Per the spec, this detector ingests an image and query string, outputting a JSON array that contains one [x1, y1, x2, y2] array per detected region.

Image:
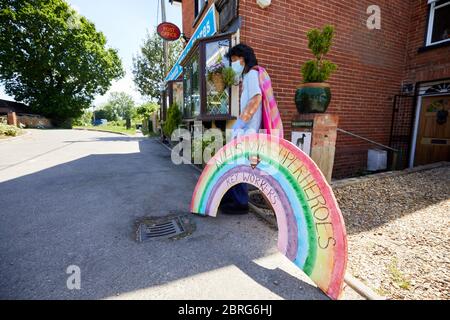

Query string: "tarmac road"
[[0, 129, 326, 300]]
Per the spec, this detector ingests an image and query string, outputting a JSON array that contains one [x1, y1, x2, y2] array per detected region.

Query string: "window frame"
[[198, 34, 234, 121], [182, 48, 201, 120], [194, 0, 208, 21], [180, 33, 236, 122], [426, 0, 450, 46], [167, 79, 183, 110]]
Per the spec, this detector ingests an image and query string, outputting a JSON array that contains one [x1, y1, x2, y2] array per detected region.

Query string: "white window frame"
[[426, 0, 450, 46]]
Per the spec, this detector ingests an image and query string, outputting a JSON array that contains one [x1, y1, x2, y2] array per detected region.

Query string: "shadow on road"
[[0, 138, 325, 300]]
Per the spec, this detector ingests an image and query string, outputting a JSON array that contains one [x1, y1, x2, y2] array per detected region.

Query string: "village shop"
[[162, 0, 450, 178]]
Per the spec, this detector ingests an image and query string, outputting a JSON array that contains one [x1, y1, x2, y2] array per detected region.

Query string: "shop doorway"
[[414, 95, 450, 166]]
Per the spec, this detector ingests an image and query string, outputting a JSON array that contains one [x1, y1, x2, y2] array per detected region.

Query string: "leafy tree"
[[73, 109, 93, 126], [100, 92, 135, 128], [134, 102, 159, 135], [100, 102, 119, 122], [0, 0, 125, 124], [136, 102, 159, 120], [132, 31, 182, 101]]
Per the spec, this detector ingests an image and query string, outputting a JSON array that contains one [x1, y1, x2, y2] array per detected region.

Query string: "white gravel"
[[334, 165, 450, 300]]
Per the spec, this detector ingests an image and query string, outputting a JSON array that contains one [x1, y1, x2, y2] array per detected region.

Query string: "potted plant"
[[163, 102, 181, 140], [295, 25, 337, 113], [207, 57, 236, 93], [222, 66, 237, 88]]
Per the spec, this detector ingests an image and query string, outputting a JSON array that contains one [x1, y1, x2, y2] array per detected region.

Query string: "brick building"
[[0, 99, 52, 128], [165, 0, 450, 178]]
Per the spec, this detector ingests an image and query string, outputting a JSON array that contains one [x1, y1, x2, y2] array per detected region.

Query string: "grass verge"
[[74, 125, 136, 136]]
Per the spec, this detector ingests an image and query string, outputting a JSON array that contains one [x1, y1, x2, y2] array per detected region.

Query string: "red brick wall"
[[403, 1, 450, 84], [181, 0, 194, 38], [181, 0, 214, 38], [239, 0, 414, 178], [177, 0, 449, 178]]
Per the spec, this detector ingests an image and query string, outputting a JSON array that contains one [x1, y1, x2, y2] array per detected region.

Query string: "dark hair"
[[225, 43, 259, 74]]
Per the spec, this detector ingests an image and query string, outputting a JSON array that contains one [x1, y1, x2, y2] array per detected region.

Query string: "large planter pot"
[[295, 83, 331, 114]]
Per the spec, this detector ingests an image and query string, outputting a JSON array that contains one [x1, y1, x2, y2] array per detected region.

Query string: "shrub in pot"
[[163, 102, 181, 138], [295, 25, 337, 113]]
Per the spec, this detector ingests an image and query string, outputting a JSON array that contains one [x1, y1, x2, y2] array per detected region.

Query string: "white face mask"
[[232, 60, 244, 76]]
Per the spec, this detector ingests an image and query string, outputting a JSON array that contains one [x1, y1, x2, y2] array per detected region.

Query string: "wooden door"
[[414, 95, 450, 166]]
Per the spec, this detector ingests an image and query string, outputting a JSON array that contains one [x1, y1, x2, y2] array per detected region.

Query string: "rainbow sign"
[[191, 134, 348, 300]]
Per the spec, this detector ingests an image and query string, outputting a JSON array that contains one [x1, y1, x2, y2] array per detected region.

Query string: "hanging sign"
[[165, 4, 218, 82], [157, 22, 181, 41]]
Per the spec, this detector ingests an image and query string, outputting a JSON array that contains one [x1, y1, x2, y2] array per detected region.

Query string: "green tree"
[[136, 102, 159, 120], [134, 101, 159, 135], [0, 0, 124, 124], [73, 109, 93, 126], [101, 92, 135, 128], [132, 31, 182, 101]]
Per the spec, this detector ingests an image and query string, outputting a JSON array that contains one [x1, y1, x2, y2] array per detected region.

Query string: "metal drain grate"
[[137, 217, 186, 242]]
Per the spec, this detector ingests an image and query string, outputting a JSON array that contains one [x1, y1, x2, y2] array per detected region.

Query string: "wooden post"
[[293, 114, 339, 182], [310, 114, 339, 183]]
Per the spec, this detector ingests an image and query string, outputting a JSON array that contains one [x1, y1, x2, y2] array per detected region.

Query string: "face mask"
[[232, 60, 244, 76]]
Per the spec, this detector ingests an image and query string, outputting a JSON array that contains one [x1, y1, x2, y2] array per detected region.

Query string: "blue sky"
[[0, 0, 182, 106]]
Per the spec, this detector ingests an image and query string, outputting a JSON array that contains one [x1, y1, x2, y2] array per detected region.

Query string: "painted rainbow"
[[190, 134, 348, 300]]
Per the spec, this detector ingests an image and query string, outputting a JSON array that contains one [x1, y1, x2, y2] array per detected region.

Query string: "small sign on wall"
[[292, 120, 314, 129], [292, 131, 312, 156]]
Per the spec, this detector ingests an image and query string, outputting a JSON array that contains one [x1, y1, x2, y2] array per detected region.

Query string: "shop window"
[[427, 0, 450, 46], [167, 80, 184, 111], [205, 38, 231, 116], [173, 81, 184, 107], [183, 51, 201, 119], [181, 34, 235, 121]]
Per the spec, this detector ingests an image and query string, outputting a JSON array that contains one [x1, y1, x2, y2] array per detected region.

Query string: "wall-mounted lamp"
[[256, 0, 271, 9]]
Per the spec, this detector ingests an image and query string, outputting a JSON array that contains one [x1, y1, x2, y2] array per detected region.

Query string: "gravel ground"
[[334, 165, 450, 300]]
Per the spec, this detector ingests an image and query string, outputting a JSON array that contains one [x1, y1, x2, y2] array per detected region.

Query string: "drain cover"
[[136, 214, 195, 242]]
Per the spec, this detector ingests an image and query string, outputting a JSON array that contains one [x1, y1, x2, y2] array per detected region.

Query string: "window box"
[[426, 0, 450, 47]]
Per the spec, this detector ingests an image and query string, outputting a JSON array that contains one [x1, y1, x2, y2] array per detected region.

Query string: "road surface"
[[0, 129, 326, 300]]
